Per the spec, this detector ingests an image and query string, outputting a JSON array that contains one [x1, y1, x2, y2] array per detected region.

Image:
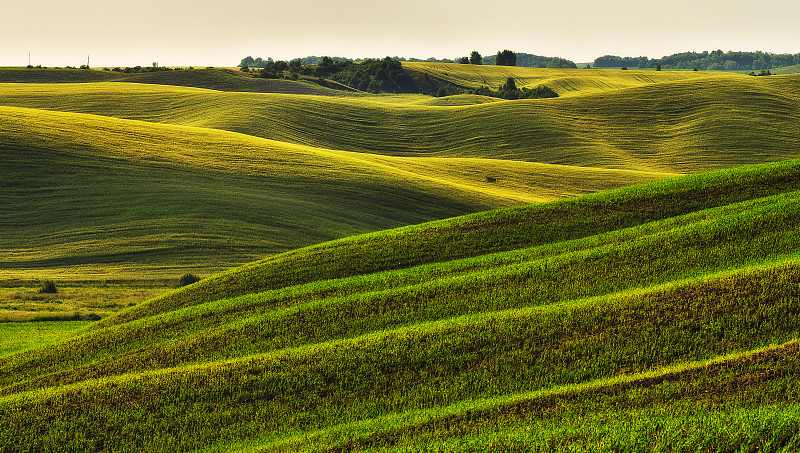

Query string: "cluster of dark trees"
[[457, 51, 484, 65], [250, 59, 298, 79], [245, 56, 415, 93], [322, 57, 415, 93], [482, 52, 577, 68], [106, 64, 174, 74], [473, 77, 558, 100], [593, 51, 800, 70]]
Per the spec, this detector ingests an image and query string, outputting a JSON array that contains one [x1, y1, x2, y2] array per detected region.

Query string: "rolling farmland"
[[1, 158, 800, 451], [1, 63, 799, 451]]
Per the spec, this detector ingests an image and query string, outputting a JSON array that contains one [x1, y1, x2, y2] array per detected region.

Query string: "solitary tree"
[[470, 51, 482, 65], [495, 49, 517, 66], [458, 56, 469, 64]]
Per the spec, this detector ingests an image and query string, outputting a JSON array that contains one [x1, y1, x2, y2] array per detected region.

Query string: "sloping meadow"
[[1, 159, 799, 451]]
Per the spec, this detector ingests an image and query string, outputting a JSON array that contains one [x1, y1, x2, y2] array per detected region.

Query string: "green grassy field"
[[1, 158, 799, 451], [0, 321, 92, 358], [1, 104, 672, 281], [1, 72, 798, 171], [2, 66, 799, 282], [0, 282, 170, 322], [1, 63, 799, 450]]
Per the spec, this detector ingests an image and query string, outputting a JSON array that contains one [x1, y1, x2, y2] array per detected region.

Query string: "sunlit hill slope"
[[1, 65, 799, 278], [1, 159, 799, 451]]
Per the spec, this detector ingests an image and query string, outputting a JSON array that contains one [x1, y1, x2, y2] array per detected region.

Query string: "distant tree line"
[[240, 56, 355, 68], [106, 64, 174, 74], [482, 52, 577, 68], [241, 51, 578, 70], [593, 50, 800, 70]]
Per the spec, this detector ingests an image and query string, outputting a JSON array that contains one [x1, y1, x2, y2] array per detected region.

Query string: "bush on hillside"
[[178, 273, 201, 287], [473, 81, 558, 100], [38, 280, 57, 294]]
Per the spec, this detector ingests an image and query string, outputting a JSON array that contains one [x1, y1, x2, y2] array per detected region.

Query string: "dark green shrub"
[[178, 273, 201, 287], [38, 280, 57, 294]]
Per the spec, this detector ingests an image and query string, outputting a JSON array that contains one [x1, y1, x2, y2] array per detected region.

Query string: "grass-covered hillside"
[[1, 64, 798, 280], [0, 104, 669, 280], [403, 61, 733, 95], [0, 67, 344, 95], [2, 72, 798, 172], [1, 159, 799, 451]]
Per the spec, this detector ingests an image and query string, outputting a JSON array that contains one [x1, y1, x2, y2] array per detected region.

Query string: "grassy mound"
[[1, 159, 799, 451]]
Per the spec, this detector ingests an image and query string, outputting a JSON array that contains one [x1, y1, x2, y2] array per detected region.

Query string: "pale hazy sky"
[[2, 0, 799, 67]]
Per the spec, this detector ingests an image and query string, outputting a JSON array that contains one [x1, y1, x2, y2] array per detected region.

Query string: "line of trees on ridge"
[[240, 51, 578, 70], [593, 50, 800, 70]]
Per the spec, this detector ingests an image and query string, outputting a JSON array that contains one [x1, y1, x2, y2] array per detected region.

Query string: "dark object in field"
[[486, 176, 497, 183], [38, 279, 57, 294], [179, 273, 202, 287]]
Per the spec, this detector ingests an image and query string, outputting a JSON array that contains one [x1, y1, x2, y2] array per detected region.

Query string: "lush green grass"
[[1, 63, 799, 451], [1, 159, 799, 451], [0, 321, 90, 358], [0, 104, 669, 280]]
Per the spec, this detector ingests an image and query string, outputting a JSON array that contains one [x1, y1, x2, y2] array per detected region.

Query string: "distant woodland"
[[593, 50, 800, 70], [239, 52, 578, 70]]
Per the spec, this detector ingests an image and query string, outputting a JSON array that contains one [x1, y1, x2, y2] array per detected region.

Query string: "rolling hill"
[[1, 64, 799, 280], [1, 158, 799, 451], [1, 71, 798, 172], [0, 104, 670, 280]]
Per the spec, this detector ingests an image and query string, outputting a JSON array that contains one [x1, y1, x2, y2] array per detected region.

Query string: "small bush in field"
[[178, 273, 201, 287], [38, 280, 57, 294]]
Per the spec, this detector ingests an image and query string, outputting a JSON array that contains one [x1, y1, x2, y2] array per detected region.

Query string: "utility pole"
[[87, 55, 90, 68], [28, 53, 31, 66]]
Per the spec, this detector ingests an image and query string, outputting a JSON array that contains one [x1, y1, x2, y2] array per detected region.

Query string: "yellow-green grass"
[[1, 105, 667, 280], [1, 160, 799, 451], [0, 282, 170, 322], [402, 61, 742, 96], [1, 74, 798, 173], [118, 68, 350, 96], [0, 67, 346, 96]]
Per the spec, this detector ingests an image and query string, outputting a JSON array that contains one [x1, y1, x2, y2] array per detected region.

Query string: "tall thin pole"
[[87, 55, 90, 68]]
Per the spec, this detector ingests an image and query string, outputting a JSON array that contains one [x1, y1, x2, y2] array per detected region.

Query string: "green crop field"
[[1, 63, 799, 451]]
